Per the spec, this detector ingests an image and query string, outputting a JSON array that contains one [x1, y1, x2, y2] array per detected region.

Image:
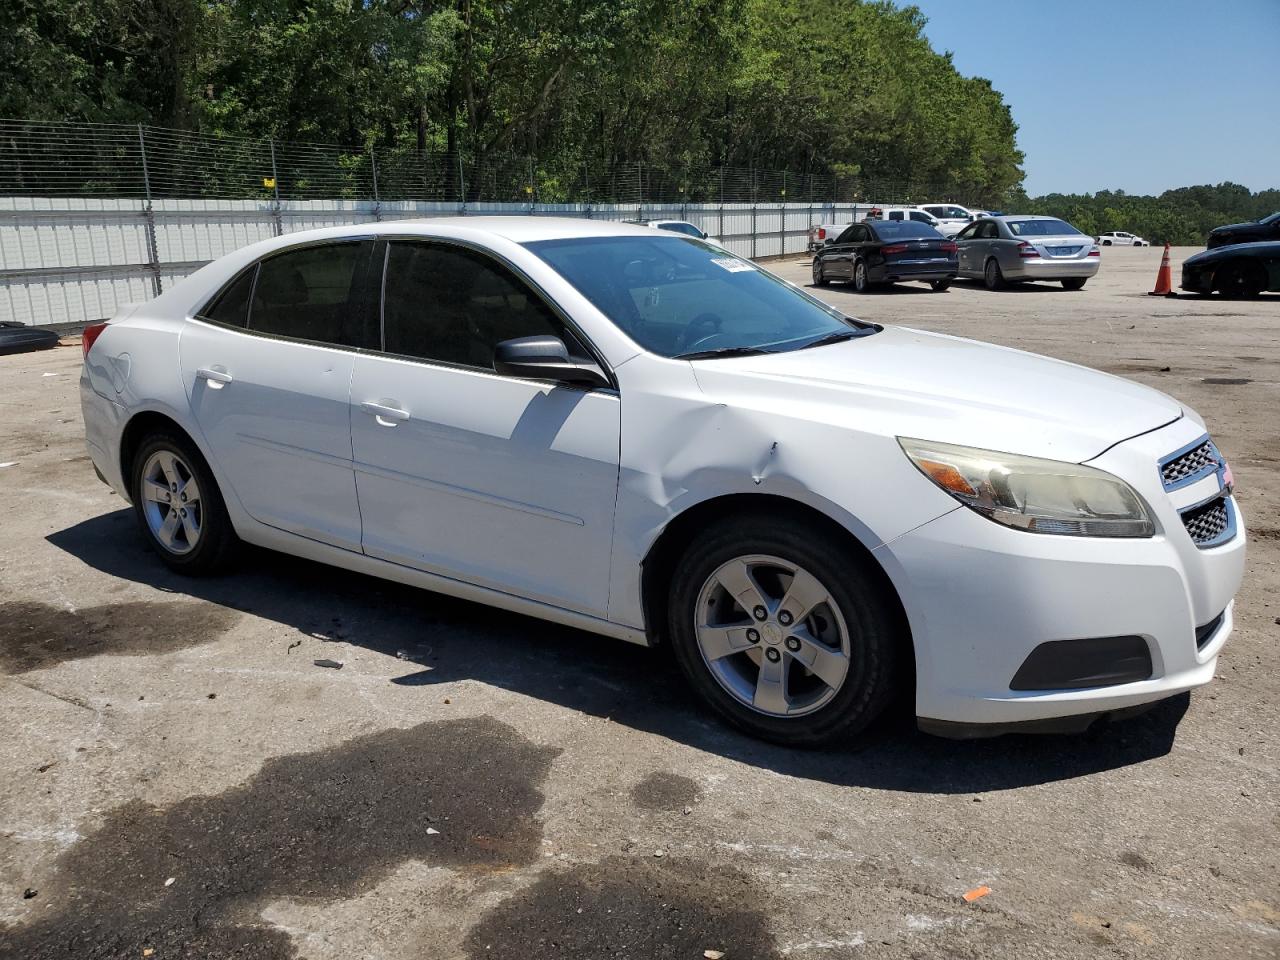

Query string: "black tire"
[[983, 258, 1006, 291], [130, 429, 240, 575], [1216, 260, 1265, 299], [812, 259, 828, 287], [667, 514, 904, 746], [1102, 239, 1112, 246], [930, 279, 951, 292], [1061, 277, 1087, 291], [853, 259, 872, 293]]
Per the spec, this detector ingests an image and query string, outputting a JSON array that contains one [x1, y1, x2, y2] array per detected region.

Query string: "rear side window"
[[249, 241, 377, 348], [382, 241, 561, 369], [200, 267, 255, 328]]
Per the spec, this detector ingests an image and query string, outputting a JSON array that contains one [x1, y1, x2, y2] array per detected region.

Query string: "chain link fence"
[[1, 119, 979, 325]]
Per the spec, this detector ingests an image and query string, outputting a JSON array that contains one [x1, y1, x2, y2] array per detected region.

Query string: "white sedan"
[[1097, 231, 1150, 246], [80, 218, 1245, 743]]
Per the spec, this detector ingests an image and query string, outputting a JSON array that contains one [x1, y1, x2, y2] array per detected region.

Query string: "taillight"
[[82, 321, 108, 359], [881, 244, 908, 255], [1017, 241, 1038, 258], [941, 241, 957, 253], [1087, 246, 1101, 257], [818, 227, 826, 240]]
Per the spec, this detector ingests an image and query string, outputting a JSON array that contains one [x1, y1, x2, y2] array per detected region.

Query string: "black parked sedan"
[[1206, 211, 1280, 249], [1181, 241, 1279, 298], [812, 220, 958, 292]]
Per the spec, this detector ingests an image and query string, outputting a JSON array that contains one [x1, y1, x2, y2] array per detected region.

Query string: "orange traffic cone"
[[1148, 242, 1176, 297]]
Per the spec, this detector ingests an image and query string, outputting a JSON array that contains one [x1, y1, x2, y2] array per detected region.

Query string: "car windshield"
[[656, 221, 703, 238], [870, 221, 943, 239], [524, 235, 876, 358], [1259, 212, 1280, 225], [929, 206, 969, 218], [1007, 218, 1082, 237]]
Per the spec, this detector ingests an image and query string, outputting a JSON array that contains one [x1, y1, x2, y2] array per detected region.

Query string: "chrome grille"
[[1181, 496, 1230, 547], [1160, 439, 1219, 489]]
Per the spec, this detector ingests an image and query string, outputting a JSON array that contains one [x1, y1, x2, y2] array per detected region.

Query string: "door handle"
[[360, 400, 410, 427], [196, 366, 233, 388]]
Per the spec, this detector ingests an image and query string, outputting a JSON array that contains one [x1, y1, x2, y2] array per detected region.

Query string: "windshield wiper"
[[796, 328, 874, 350], [673, 346, 774, 361]]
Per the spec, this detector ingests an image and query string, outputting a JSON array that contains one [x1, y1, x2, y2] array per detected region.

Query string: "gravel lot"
[[1, 245, 1277, 959]]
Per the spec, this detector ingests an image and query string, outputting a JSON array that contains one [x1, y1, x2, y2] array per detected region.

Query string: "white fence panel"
[[1, 198, 893, 326]]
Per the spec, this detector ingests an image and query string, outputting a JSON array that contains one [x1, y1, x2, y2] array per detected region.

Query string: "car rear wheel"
[[1216, 260, 1265, 299], [667, 515, 903, 746], [1102, 239, 1112, 246], [853, 260, 872, 293], [812, 260, 828, 286], [984, 258, 1006, 291], [131, 430, 239, 574], [1061, 277, 1087, 291], [929, 279, 951, 292]]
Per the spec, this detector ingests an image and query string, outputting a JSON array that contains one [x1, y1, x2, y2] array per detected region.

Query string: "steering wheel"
[[679, 312, 725, 352]]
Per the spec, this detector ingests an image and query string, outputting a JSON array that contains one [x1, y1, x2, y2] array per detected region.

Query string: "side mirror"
[[493, 335, 610, 388]]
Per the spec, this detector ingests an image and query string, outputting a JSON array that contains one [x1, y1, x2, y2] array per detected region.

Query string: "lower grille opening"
[[1010, 635, 1153, 691]]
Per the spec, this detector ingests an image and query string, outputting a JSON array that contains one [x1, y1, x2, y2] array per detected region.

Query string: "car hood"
[[689, 325, 1184, 463], [1210, 221, 1260, 234]]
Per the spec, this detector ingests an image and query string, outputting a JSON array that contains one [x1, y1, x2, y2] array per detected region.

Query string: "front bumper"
[[1006, 256, 1101, 281], [879, 417, 1245, 729]]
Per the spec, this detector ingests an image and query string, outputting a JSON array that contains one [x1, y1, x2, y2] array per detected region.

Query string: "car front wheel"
[[667, 515, 902, 746], [131, 430, 239, 574], [812, 260, 828, 286], [930, 279, 951, 292]]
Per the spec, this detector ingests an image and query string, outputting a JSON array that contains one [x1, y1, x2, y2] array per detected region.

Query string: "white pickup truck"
[[918, 204, 978, 238], [1096, 231, 1150, 247]]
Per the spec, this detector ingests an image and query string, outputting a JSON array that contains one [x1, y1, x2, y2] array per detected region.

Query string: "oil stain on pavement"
[[630, 771, 702, 812], [464, 856, 781, 959], [0, 600, 239, 673], [0, 717, 559, 960]]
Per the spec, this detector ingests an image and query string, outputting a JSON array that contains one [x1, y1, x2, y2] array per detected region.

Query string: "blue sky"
[[909, 0, 1280, 196]]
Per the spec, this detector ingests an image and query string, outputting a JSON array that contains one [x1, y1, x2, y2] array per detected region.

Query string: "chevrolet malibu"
[[80, 218, 1245, 745]]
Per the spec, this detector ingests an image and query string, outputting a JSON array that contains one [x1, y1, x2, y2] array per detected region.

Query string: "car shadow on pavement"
[[48, 510, 1190, 795]]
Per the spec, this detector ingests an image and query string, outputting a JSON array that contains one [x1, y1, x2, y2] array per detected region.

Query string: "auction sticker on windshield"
[[710, 257, 755, 273]]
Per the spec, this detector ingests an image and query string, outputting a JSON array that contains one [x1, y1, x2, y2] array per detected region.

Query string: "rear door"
[[179, 239, 379, 551], [348, 239, 621, 616]]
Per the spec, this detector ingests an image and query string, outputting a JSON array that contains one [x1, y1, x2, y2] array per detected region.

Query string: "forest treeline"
[[2, 0, 1025, 203], [1014, 183, 1280, 247]]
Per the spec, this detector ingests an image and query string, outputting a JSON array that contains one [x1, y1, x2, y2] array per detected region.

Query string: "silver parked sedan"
[[955, 216, 1100, 290]]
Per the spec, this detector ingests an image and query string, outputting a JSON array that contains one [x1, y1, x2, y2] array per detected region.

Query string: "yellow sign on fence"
[[263, 177, 277, 188]]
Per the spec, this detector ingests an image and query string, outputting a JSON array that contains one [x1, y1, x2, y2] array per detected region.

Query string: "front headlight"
[[899, 438, 1155, 538]]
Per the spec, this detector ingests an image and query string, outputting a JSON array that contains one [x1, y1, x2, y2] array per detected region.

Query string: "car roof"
[[385, 216, 658, 242]]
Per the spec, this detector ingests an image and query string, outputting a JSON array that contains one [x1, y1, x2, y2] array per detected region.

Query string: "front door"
[[179, 239, 379, 551], [349, 239, 621, 617]]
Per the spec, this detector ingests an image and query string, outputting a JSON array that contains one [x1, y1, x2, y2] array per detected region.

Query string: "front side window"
[[249, 241, 377, 347], [381, 241, 561, 369], [1007, 218, 1082, 237], [955, 222, 980, 241], [525, 235, 875, 359]]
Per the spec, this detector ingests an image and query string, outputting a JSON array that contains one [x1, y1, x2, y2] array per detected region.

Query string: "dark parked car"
[[0, 321, 60, 356], [1206, 211, 1280, 249], [1181, 241, 1280, 298], [812, 220, 957, 292]]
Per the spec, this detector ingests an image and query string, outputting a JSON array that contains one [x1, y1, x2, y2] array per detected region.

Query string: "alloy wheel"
[[140, 449, 203, 555], [693, 554, 852, 717]]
